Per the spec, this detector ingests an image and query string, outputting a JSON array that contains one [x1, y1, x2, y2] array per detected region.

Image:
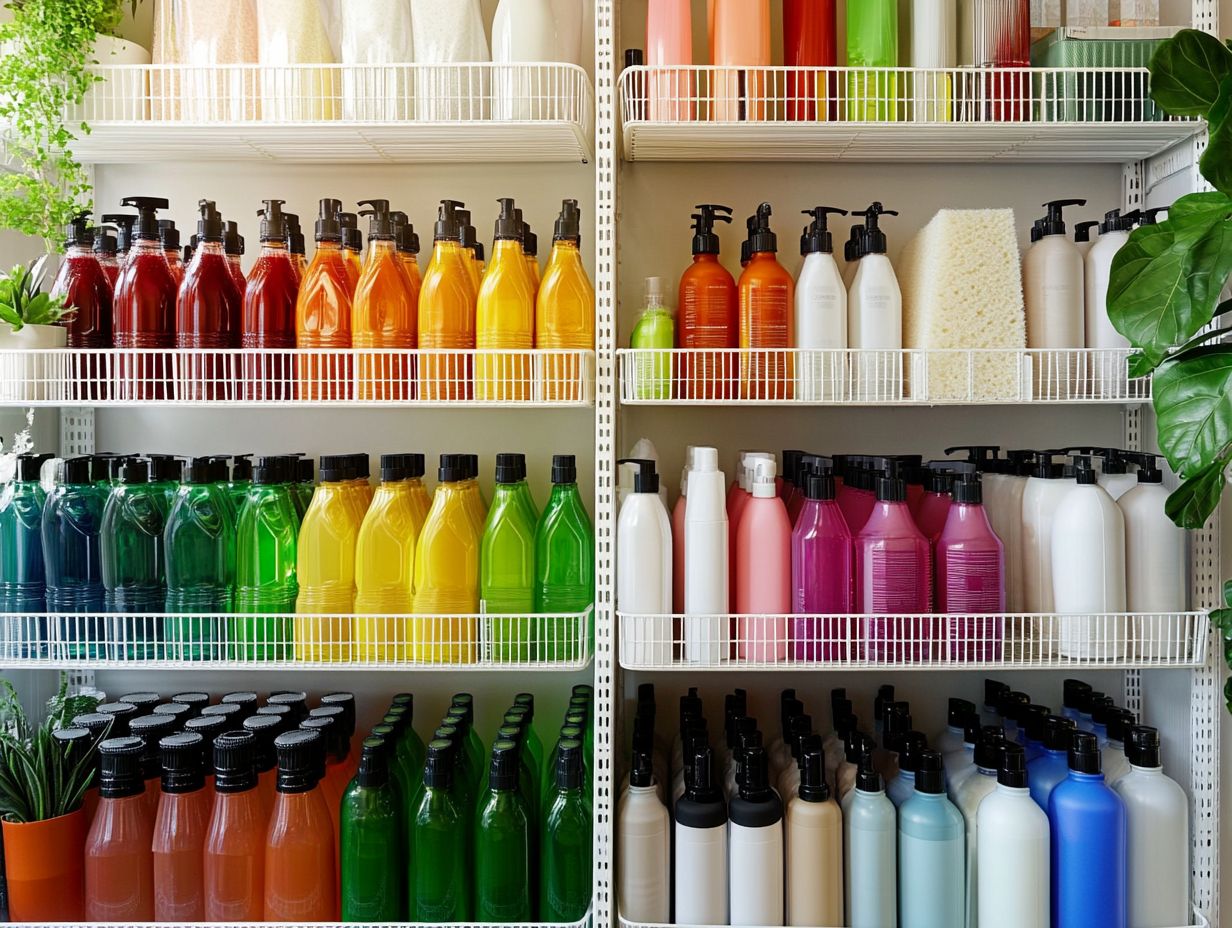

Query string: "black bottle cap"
[[72, 712, 113, 740], [1101, 208, 1141, 234], [437, 452, 466, 483], [349, 735, 385, 789], [739, 744, 773, 801], [524, 225, 538, 257], [256, 704, 291, 723], [1021, 705, 1049, 744], [118, 197, 169, 241], [617, 457, 660, 494], [630, 750, 654, 788], [805, 470, 837, 501], [963, 713, 982, 745], [300, 716, 343, 767], [974, 728, 1006, 770], [1063, 679, 1091, 712], [1039, 198, 1087, 236], [267, 691, 308, 725], [158, 219, 180, 252], [275, 729, 323, 793], [63, 210, 93, 248], [116, 459, 149, 485], [985, 679, 1010, 711], [424, 738, 454, 789], [856, 750, 882, 792], [948, 698, 977, 729], [874, 685, 895, 723], [118, 692, 160, 714], [689, 203, 733, 255], [150, 702, 190, 725], [252, 455, 293, 486], [998, 743, 1029, 788], [556, 739, 584, 789], [800, 206, 848, 255], [1106, 708, 1136, 744], [1043, 715, 1076, 752], [60, 456, 92, 485], [357, 199, 394, 240], [242, 714, 281, 773], [1068, 731, 1102, 774], [296, 456, 314, 484], [914, 749, 945, 794], [183, 457, 218, 485], [98, 736, 146, 798], [489, 739, 521, 791], [950, 473, 983, 504], [625, 48, 644, 67], [897, 732, 927, 773], [492, 197, 521, 240], [147, 454, 183, 484], [213, 730, 257, 792], [1125, 725, 1162, 768], [999, 691, 1031, 723], [315, 198, 343, 242], [554, 198, 583, 243], [52, 727, 92, 767], [495, 452, 528, 484], [434, 199, 464, 242], [94, 226, 119, 256], [380, 453, 424, 483], [318, 693, 357, 738], [171, 692, 209, 717], [748, 202, 777, 254], [193, 199, 223, 242], [883, 702, 912, 751], [843, 731, 870, 765], [201, 703, 242, 721], [1090, 695, 1116, 727], [184, 715, 228, 745], [16, 453, 50, 482], [129, 713, 179, 780], [97, 702, 138, 738], [797, 747, 830, 802], [552, 454, 577, 484], [1074, 219, 1100, 243], [876, 473, 906, 502], [159, 732, 205, 793]]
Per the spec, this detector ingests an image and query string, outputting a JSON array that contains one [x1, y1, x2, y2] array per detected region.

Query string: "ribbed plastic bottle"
[[678, 204, 738, 399], [617, 750, 669, 922], [0, 454, 49, 640], [937, 473, 1005, 658], [1119, 454, 1187, 657], [786, 747, 843, 926], [477, 198, 536, 402], [684, 447, 729, 662], [152, 731, 211, 922], [899, 749, 964, 928], [537, 199, 595, 401], [844, 751, 898, 928], [411, 738, 471, 920], [177, 200, 243, 401], [474, 739, 532, 921], [296, 199, 353, 401], [339, 736, 402, 921], [616, 457, 673, 664], [534, 454, 595, 654], [791, 464, 853, 659], [481, 453, 539, 661], [978, 743, 1050, 928], [42, 456, 106, 656], [51, 212, 113, 350], [1048, 731, 1127, 928], [112, 197, 176, 399], [85, 736, 155, 921], [264, 729, 335, 920], [739, 203, 795, 400], [242, 199, 300, 399], [735, 457, 791, 661], [234, 455, 299, 661]]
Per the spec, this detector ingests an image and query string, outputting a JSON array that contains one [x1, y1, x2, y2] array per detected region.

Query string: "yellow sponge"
[[899, 208, 1027, 401]]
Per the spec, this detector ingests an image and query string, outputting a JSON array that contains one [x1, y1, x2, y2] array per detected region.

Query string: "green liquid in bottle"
[[474, 740, 531, 922], [631, 277, 676, 400], [846, 0, 899, 122], [233, 457, 299, 661], [340, 735, 404, 921], [540, 739, 592, 921], [412, 739, 471, 921], [534, 456, 594, 662], [480, 471, 537, 662]]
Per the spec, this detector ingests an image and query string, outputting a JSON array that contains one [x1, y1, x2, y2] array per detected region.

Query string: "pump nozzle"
[[1100, 208, 1141, 234], [102, 213, 137, 252], [617, 458, 660, 494], [800, 206, 848, 255], [854, 203, 898, 254], [494, 198, 521, 240], [64, 210, 92, 248], [357, 199, 394, 240], [747, 202, 778, 255], [434, 199, 464, 242], [1039, 198, 1087, 236], [555, 199, 582, 243], [689, 203, 732, 255], [1141, 206, 1169, 226], [158, 219, 180, 252], [1074, 219, 1101, 243], [943, 446, 1001, 469], [1124, 451, 1165, 484], [313, 198, 342, 241], [117, 197, 169, 242], [258, 199, 287, 241]]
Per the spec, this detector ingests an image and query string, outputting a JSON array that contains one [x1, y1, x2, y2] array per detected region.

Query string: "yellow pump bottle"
[[536, 200, 595, 402], [410, 454, 480, 664], [476, 198, 535, 402], [352, 199, 417, 402], [354, 454, 428, 662], [418, 200, 477, 401], [523, 221, 542, 295], [459, 453, 488, 533]]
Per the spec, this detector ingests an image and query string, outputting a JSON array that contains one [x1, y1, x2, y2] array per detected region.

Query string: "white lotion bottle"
[[1084, 209, 1138, 362], [1074, 219, 1101, 257], [1119, 455, 1187, 658], [1114, 725, 1190, 928], [786, 748, 843, 927], [674, 745, 729, 926], [1021, 453, 1075, 613], [729, 745, 785, 927], [684, 446, 730, 663], [795, 206, 849, 402], [844, 754, 898, 928], [1022, 198, 1086, 352], [1052, 456, 1127, 658], [847, 202, 903, 401], [616, 751, 670, 923], [616, 458, 673, 666], [977, 744, 1050, 928]]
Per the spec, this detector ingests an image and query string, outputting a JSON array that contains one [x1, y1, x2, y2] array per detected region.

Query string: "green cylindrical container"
[[448, 695, 485, 789], [433, 724, 474, 818], [540, 739, 592, 921], [233, 456, 299, 660], [474, 740, 531, 922], [370, 722, 413, 833], [846, 0, 898, 121], [411, 739, 471, 921], [505, 703, 544, 791], [340, 735, 403, 921]]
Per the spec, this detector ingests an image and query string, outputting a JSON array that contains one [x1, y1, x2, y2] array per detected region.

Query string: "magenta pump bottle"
[[856, 458, 932, 663], [781, 450, 806, 522], [937, 473, 1006, 661], [913, 466, 954, 541], [837, 459, 877, 534], [790, 464, 853, 662]]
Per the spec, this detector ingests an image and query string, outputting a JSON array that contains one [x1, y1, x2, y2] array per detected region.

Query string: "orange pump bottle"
[[394, 213, 423, 292], [536, 199, 595, 402], [353, 199, 418, 402], [418, 199, 477, 400], [203, 731, 266, 922], [738, 202, 795, 400], [152, 732, 212, 921], [679, 203, 739, 400], [264, 729, 337, 921], [339, 212, 363, 293], [296, 199, 353, 401], [84, 737, 155, 922]]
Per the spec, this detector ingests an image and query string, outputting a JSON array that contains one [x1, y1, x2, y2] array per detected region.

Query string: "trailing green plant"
[[1106, 28, 1232, 709], [0, 0, 137, 248], [0, 674, 102, 823], [0, 255, 74, 332]]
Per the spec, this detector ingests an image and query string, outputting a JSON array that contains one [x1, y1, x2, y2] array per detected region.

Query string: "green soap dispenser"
[[474, 739, 532, 922], [481, 453, 538, 661], [630, 276, 675, 400], [340, 735, 404, 921]]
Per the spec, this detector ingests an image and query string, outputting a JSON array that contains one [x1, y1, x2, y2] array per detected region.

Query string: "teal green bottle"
[[540, 739, 592, 921], [534, 455, 594, 660], [234, 455, 299, 661], [0, 453, 50, 657], [100, 459, 168, 660], [474, 740, 532, 922], [225, 454, 252, 513], [481, 453, 537, 662], [506, 702, 544, 792], [412, 739, 471, 920], [146, 454, 183, 508], [340, 735, 404, 921], [163, 457, 235, 659], [42, 456, 106, 658]]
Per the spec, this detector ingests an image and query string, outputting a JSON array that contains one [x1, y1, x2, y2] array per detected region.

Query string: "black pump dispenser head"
[[1039, 198, 1087, 236], [357, 199, 394, 240], [855, 202, 898, 254], [617, 458, 660, 494], [259, 199, 288, 241], [1074, 219, 1101, 242], [119, 197, 170, 241], [494, 198, 522, 241], [554, 198, 583, 243], [690, 204, 733, 255], [102, 213, 137, 251], [315, 198, 343, 241], [747, 202, 777, 254], [1130, 451, 1164, 484], [1071, 455, 1098, 485], [1101, 208, 1141, 234], [801, 206, 848, 255], [195, 200, 223, 242], [1141, 206, 1169, 226], [64, 210, 92, 248], [435, 199, 464, 242]]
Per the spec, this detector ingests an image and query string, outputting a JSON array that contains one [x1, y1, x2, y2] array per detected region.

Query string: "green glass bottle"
[[505, 702, 544, 792], [99, 459, 168, 660], [340, 735, 403, 921], [534, 455, 594, 661], [481, 454, 537, 662], [540, 739, 592, 921], [370, 722, 413, 835], [385, 699, 427, 786], [496, 723, 540, 823], [381, 708, 425, 823], [411, 739, 471, 921], [474, 739, 531, 922], [146, 455, 183, 508], [234, 456, 299, 661], [548, 724, 587, 810], [449, 695, 485, 789], [433, 723, 475, 818]]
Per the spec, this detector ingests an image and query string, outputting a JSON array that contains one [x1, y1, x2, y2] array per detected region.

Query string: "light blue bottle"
[[886, 731, 925, 808], [1048, 731, 1126, 928], [1089, 695, 1113, 747], [898, 749, 964, 928], [844, 753, 897, 928], [1028, 715, 1076, 811]]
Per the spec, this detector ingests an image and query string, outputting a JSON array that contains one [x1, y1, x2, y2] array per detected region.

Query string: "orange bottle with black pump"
[[296, 199, 353, 401], [739, 202, 795, 400], [203, 730, 266, 922], [536, 199, 595, 402], [679, 203, 738, 399], [419, 199, 477, 400], [353, 198, 417, 402], [84, 736, 155, 921], [152, 731, 212, 921], [476, 198, 536, 402], [339, 212, 363, 293], [393, 211, 423, 291]]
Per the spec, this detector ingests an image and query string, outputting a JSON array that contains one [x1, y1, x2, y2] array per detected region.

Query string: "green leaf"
[[1150, 29, 1232, 117], [1128, 352, 1156, 379], [1153, 348, 1232, 474], [1165, 454, 1229, 528], [1202, 75, 1232, 194], [1223, 578, 1232, 606], [1213, 607, 1232, 632]]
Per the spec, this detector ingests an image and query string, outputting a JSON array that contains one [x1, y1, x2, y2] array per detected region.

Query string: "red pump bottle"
[[243, 199, 301, 400], [678, 204, 738, 400], [93, 226, 122, 288], [178, 200, 243, 401], [111, 196, 176, 400], [51, 212, 113, 351]]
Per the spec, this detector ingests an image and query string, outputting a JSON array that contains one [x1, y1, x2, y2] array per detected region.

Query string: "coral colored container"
[[646, 0, 694, 120], [738, 204, 794, 400], [536, 201, 595, 402], [84, 738, 155, 922], [791, 472, 853, 661], [784, 0, 837, 121], [735, 459, 791, 662], [152, 733, 212, 921], [678, 205, 738, 400], [204, 731, 266, 922], [264, 731, 336, 922], [2, 810, 87, 922], [712, 0, 771, 121]]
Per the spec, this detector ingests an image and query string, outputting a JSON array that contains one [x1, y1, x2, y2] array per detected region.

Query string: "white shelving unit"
[[0, 2, 1226, 928]]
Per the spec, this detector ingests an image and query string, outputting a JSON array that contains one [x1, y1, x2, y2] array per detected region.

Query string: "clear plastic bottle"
[[354, 199, 417, 402], [101, 459, 168, 660], [264, 729, 336, 921], [152, 731, 211, 922], [296, 200, 353, 401], [85, 737, 155, 921], [42, 456, 107, 658], [631, 276, 676, 400], [534, 455, 595, 657], [936, 474, 1005, 660], [234, 456, 300, 661], [418, 200, 477, 401], [177, 201, 243, 401], [790, 465, 853, 661]]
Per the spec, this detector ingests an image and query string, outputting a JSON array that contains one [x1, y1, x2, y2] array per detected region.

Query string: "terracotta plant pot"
[[2, 809, 87, 922]]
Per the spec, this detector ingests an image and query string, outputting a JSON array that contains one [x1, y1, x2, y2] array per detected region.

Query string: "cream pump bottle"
[[1119, 454, 1187, 655], [847, 203, 903, 398], [1023, 198, 1086, 351], [795, 206, 849, 402], [728, 745, 784, 927], [616, 751, 669, 924], [684, 446, 729, 663], [673, 745, 729, 926], [786, 748, 843, 927], [615, 458, 672, 665]]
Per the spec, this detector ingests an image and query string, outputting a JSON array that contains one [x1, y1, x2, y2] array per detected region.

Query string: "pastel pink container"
[[735, 465, 791, 662]]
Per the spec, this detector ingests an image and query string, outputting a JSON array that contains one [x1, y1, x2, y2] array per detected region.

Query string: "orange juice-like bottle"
[[523, 220, 542, 294], [354, 199, 417, 402], [242, 713, 282, 819], [85, 737, 155, 922], [739, 202, 795, 400], [354, 454, 427, 661], [296, 199, 353, 401], [264, 730, 336, 922], [418, 200, 477, 401], [394, 213, 423, 292], [477, 198, 536, 402], [460, 209, 483, 291], [204, 731, 266, 922], [152, 732, 212, 921], [410, 454, 480, 663], [536, 200, 595, 402], [339, 211, 362, 293], [295, 455, 364, 662]]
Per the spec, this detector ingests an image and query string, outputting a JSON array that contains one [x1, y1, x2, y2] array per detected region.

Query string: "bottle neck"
[[67, 244, 92, 258], [197, 240, 227, 258], [367, 239, 397, 261], [130, 238, 166, 258], [260, 239, 290, 257], [493, 239, 523, 261]]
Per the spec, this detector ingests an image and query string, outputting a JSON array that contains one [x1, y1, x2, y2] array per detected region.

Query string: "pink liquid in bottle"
[[914, 479, 953, 541], [646, 0, 694, 120], [790, 470, 853, 661], [85, 737, 155, 922], [735, 459, 791, 661], [936, 476, 1005, 662]]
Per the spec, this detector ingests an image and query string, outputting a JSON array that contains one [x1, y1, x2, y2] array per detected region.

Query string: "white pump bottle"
[[616, 458, 673, 666], [1022, 198, 1086, 352], [848, 202, 903, 401], [795, 206, 849, 402], [684, 447, 729, 663]]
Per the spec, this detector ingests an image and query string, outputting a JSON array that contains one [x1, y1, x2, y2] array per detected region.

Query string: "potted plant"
[[0, 257, 74, 402], [0, 675, 102, 921], [1106, 28, 1232, 710]]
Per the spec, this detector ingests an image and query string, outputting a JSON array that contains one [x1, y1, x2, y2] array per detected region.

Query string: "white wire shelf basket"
[[617, 611, 1209, 671], [45, 915, 593, 928], [0, 608, 593, 672], [616, 348, 1149, 406], [617, 65, 1201, 162], [618, 913, 1209, 928], [67, 62, 595, 163], [0, 348, 596, 408]]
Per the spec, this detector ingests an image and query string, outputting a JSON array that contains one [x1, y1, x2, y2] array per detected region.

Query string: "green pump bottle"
[[339, 736, 403, 921], [234, 456, 299, 661], [540, 739, 592, 921], [411, 739, 471, 921], [474, 740, 532, 922], [534, 455, 594, 660], [481, 453, 538, 662]]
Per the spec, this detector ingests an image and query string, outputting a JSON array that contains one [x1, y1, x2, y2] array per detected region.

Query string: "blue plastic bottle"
[[1048, 731, 1126, 928], [844, 753, 897, 928], [1089, 694, 1114, 747], [0, 453, 51, 656], [898, 749, 964, 928], [886, 732, 924, 808], [1028, 715, 1076, 811], [42, 456, 107, 658], [1019, 705, 1048, 763], [1061, 679, 1091, 726]]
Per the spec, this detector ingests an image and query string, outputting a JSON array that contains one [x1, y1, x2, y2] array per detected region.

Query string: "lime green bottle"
[[534, 456, 594, 661], [411, 739, 471, 920], [340, 735, 403, 920], [234, 456, 299, 661], [540, 739, 592, 921], [630, 276, 675, 400], [474, 740, 532, 922], [846, 0, 898, 121], [481, 454, 537, 662]]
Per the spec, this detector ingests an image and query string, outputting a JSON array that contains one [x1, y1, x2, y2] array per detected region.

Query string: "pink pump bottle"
[[936, 474, 1006, 661], [856, 459, 932, 663], [735, 458, 791, 662], [914, 468, 954, 542], [837, 458, 877, 535], [790, 464, 853, 662]]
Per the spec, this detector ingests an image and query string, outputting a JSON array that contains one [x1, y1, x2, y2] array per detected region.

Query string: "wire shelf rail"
[[616, 348, 1149, 405], [617, 611, 1208, 671], [0, 608, 593, 671], [0, 348, 596, 407], [618, 914, 1210, 928]]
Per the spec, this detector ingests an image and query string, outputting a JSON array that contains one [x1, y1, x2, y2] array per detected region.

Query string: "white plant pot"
[[0, 324, 67, 403], [85, 34, 150, 122]]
